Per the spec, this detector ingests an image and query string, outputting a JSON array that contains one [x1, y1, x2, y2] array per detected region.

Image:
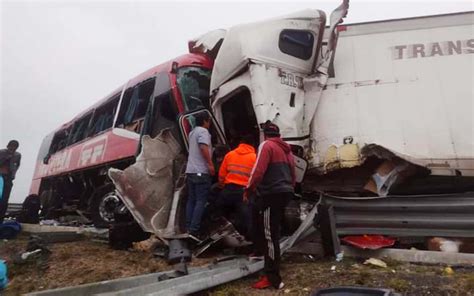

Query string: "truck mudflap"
[[108, 129, 186, 237]]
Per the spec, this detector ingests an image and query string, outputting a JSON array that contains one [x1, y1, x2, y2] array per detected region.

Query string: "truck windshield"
[[176, 67, 211, 112]]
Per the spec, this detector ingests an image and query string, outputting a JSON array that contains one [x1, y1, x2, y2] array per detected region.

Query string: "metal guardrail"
[[320, 192, 474, 238], [6, 203, 22, 214]]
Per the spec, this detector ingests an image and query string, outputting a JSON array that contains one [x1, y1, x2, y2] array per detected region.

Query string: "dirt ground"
[[209, 255, 474, 296], [1, 234, 473, 296], [0, 234, 211, 295]]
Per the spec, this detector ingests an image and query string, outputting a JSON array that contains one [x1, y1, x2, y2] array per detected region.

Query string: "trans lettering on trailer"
[[79, 135, 107, 167], [392, 39, 474, 60]]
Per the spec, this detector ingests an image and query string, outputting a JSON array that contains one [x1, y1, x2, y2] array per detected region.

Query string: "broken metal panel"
[[209, 9, 326, 92], [316, 0, 349, 69], [108, 129, 185, 236], [342, 246, 474, 265], [308, 12, 474, 177], [188, 29, 226, 55], [248, 64, 310, 144], [212, 62, 323, 151]]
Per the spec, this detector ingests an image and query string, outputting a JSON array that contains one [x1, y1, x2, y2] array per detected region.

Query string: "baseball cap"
[[262, 120, 280, 137]]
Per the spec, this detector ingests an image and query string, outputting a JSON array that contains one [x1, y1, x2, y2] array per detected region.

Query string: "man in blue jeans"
[[185, 112, 215, 236]]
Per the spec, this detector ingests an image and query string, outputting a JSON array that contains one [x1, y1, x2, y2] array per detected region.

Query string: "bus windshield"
[[176, 67, 211, 112]]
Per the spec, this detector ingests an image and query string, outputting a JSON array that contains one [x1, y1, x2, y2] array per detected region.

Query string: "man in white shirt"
[[185, 112, 215, 236]]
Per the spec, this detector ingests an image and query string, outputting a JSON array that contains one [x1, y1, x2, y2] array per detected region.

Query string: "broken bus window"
[[176, 67, 211, 111], [49, 128, 71, 154], [69, 113, 93, 145], [88, 94, 120, 137], [116, 78, 156, 132]]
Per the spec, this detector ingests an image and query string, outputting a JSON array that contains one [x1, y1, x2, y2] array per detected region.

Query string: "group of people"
[[0, 140, 21, 225], [184, 112, 296, 290]]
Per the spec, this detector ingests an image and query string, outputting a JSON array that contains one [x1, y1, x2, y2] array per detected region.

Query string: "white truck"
[[109, 3, 474, 249]]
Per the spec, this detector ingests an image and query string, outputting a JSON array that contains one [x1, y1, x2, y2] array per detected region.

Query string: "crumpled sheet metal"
[[108, 129, 185, 236], [188, 29, 226, 54]]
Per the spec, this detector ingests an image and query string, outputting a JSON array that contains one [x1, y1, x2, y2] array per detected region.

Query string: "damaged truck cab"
[[195, 9, 328, 155]]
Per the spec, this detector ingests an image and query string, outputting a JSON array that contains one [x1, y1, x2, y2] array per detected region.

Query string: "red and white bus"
[[30, 53, 214, 226]]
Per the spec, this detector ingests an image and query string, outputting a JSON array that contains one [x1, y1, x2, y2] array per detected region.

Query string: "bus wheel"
[[90, 184, 124, 228]]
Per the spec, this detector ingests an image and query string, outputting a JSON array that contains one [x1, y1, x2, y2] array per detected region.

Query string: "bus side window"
[[49, 128, 71, 155], [116, 78, 155, 133], [69, 113, 93, 145], [88, 94, 120, 137], [150, 91, 179, 139]]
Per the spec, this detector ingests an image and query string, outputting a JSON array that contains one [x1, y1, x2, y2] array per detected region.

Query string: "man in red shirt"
[[244, 121, 296, 290]]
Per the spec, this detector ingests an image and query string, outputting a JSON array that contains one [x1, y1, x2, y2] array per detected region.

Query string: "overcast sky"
[[1, 0, 472, 203]]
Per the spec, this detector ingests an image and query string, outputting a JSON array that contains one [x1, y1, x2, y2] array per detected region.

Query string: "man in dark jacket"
[[0, 140, 21, 223], [244, 121, 295, 290]]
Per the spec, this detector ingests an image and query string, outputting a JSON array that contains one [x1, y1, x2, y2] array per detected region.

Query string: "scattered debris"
[[20, 249, 42, 260], [39, 220, 60, 226], [364, 258, 388, 268], [342, 235, 396, 250], [443, 266, 455, 276], [330, 265, 337, 272], [427, 237, 464, 253], [108, 220, 150, 250], [343, 245, 474, 265], [13, 236, 52, 271], [132, 236, 160, 252], [16, 194, 41, 224], [0, 221, 21, 239]]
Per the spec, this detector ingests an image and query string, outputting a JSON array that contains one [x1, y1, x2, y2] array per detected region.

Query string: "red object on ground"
[[341, 235, 396, 250], [252, 276, 272, 289]]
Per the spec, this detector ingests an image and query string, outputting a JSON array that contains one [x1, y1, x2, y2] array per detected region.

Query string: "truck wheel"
[[90, 184, 125, 228]]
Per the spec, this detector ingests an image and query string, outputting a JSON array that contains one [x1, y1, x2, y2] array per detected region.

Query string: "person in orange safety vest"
[[217, 134, 256, 238]]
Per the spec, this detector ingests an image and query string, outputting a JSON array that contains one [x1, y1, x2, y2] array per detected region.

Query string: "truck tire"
[[90, 184, 126, 228]]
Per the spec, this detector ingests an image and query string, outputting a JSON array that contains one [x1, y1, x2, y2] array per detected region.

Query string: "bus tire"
[[90, 183, 124, 228]]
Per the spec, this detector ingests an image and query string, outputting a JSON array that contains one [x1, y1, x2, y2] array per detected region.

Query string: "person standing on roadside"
[[217, 134, 256, 238], [244, 121, 295, 290], [185, 112, 215, 236], [0, 140, 21, 223]]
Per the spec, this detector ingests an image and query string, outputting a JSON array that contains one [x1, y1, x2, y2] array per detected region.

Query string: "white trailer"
[[310, 12, 474, 195]]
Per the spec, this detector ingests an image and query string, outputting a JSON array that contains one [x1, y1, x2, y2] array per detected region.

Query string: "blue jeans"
[[186, 174, 211, 233]]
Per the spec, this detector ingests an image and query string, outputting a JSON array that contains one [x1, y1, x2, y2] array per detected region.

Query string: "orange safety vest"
[[218, 143, 256, 187]]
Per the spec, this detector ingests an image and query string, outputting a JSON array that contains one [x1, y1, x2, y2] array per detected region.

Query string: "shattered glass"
[[176, 67, 211, 111], [108, 129, 186, 236]]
